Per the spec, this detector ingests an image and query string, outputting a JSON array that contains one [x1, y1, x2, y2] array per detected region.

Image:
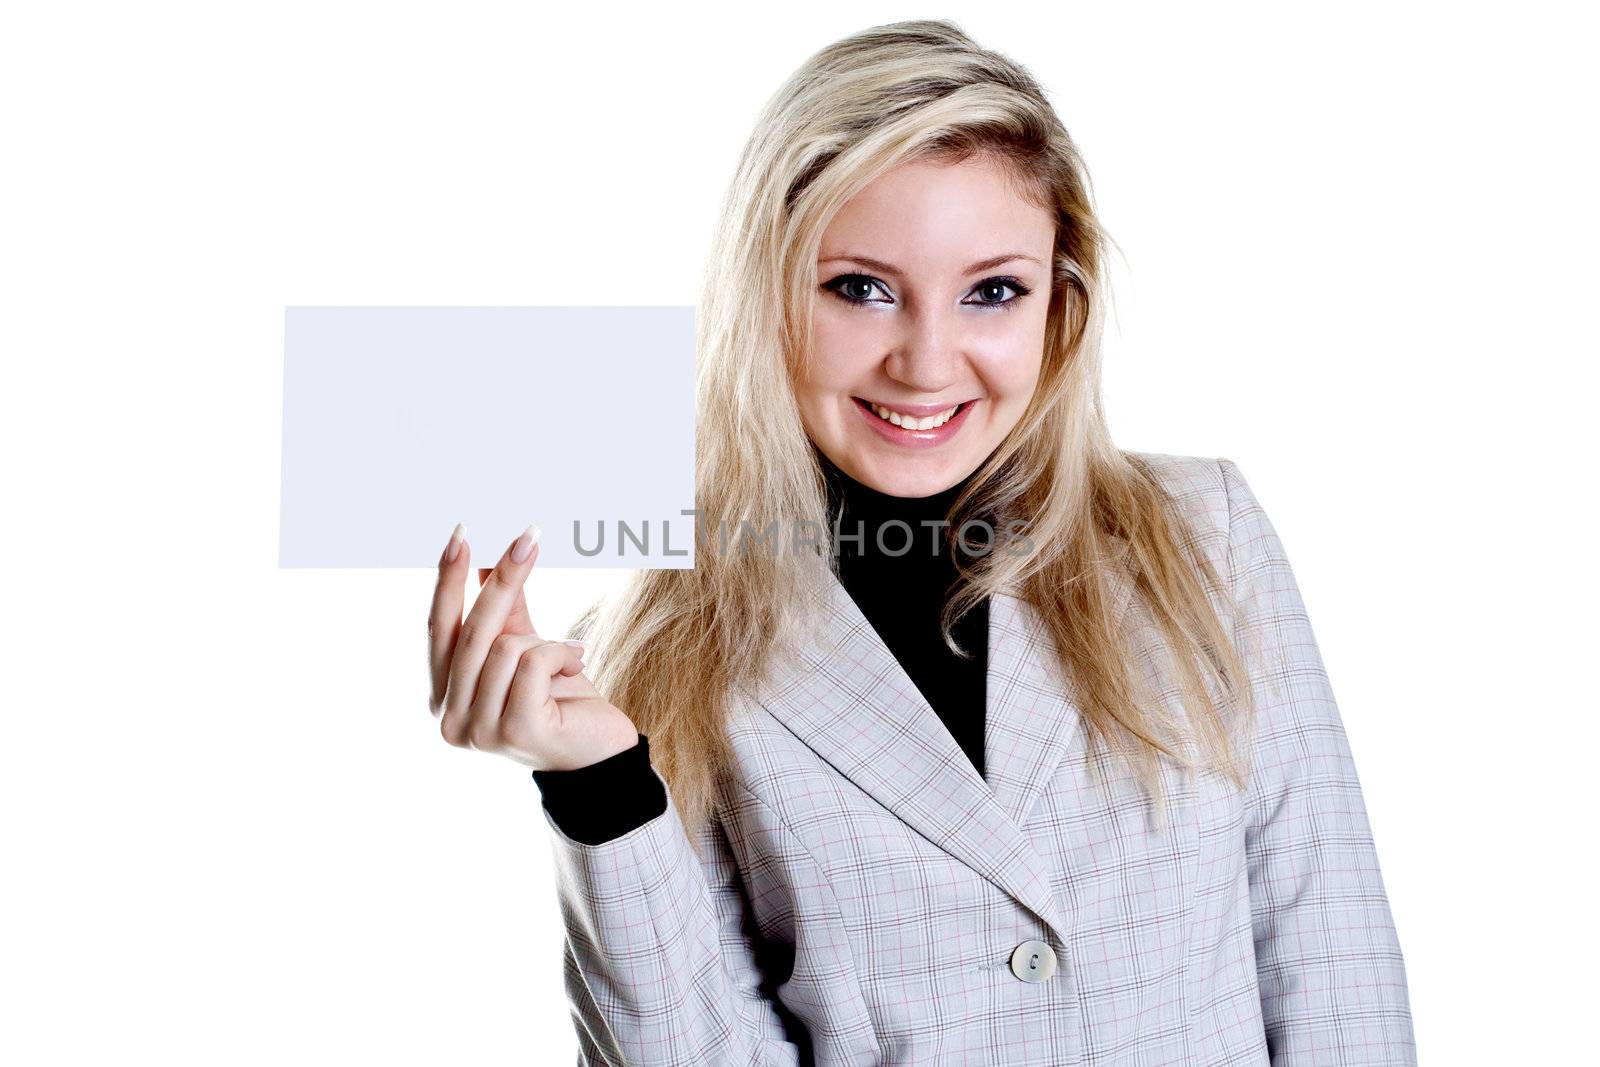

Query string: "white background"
[[4, 2, 1595, 1062]]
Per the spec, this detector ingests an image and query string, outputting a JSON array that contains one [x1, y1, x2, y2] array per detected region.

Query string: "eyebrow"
[[817, 251, 1042, 276]]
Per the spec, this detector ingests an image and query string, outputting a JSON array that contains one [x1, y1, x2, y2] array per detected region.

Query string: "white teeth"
[[869, 402, 960, 430]]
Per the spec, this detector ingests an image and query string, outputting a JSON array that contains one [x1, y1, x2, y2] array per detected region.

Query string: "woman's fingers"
[[551, 659, 599, 700], [479, 567, 537, 636], [442, 524, 542, 725], [500, 641, 586, 751], [452, 635, 583, 753], [429, 522, 631, 771], [462, 632, 549, 745], [464, 526, 541, 641], [426, 523, 469, 715]]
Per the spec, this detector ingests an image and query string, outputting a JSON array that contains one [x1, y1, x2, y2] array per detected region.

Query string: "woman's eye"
[[964, 276, 1032, 308], [823, 274, 892, 305]]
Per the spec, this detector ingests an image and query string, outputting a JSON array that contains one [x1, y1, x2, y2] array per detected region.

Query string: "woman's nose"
[[881, 314, 962, 393]]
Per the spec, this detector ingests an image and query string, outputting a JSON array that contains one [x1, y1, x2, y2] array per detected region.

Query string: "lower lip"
[[852, 397, 977, 449]]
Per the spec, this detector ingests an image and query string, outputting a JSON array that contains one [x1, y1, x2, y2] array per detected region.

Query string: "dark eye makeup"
[[820, 272, 1034, 311]]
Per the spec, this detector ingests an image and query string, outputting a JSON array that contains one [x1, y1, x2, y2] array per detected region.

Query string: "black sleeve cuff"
[[530, 733, 668, 845]]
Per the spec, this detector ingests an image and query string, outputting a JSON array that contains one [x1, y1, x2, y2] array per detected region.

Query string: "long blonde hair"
[[575, 18, 1253, 843]]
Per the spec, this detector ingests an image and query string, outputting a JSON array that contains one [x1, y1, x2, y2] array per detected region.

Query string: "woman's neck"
[[816, 448, 982, 565]]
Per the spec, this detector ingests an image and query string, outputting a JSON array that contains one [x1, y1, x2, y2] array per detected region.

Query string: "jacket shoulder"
[[1120, 449, 1234, 576]]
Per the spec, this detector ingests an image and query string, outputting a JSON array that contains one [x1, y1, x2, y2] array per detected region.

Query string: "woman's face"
[[798, 152, 1056, 498]]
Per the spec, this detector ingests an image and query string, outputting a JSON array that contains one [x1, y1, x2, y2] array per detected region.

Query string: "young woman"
[[426, 19, 1415, 1066]]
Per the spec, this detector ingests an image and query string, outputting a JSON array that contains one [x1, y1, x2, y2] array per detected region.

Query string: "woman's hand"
[[427, 523, 641, 771]]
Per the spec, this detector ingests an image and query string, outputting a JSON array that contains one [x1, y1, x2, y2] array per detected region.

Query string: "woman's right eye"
[[822, 274, 893, 305]]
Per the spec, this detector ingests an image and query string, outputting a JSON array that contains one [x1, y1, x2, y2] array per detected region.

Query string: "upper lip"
[[855, 397, 976, 417]]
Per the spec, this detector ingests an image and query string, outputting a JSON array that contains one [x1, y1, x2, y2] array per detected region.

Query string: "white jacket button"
[[1009, 940, 1057, 983]]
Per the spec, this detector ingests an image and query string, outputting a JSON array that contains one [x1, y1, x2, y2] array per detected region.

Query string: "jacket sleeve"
[[1220, 458, 1417, 1066], [540, 759, 806, 1066]]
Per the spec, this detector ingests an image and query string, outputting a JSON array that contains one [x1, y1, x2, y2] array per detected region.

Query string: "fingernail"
[[561, 639, 585, 652], [444, 522, 465, 563], [510, 523, 541, 563]]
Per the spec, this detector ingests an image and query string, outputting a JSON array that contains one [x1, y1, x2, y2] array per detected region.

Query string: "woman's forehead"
[[818, 159, 1054, 278]]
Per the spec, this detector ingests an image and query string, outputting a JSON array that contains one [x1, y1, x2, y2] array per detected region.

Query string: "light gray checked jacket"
[[539, 453, 1415, 1065]]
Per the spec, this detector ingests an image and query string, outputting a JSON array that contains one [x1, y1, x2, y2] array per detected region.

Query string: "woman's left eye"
[[963, 276, 1032, 308]]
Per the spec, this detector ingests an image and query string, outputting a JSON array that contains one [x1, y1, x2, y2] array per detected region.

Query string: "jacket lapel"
[[983, 556, 1137, 831], [750, 553, 1138, 945]]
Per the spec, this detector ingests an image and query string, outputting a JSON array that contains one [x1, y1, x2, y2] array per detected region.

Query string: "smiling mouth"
[[852, 397, 975, 431]]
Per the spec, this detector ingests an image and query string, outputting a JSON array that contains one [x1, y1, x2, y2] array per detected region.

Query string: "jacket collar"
[[748, 553, 1137, 945]]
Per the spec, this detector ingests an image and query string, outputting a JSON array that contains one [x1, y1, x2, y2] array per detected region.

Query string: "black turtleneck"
[[532, 451, 992, 845], [817, 449, 989, 778]]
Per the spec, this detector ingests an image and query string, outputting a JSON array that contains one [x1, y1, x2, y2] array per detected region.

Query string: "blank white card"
[[278, 306, 696, 569]]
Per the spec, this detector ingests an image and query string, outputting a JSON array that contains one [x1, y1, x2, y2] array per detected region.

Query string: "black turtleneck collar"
[[816, 448, 984, 568]]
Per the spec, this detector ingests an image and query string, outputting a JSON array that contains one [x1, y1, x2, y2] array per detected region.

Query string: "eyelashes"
[[821, 273, 1035, 312]]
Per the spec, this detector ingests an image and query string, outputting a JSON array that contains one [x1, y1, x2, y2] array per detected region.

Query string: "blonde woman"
[[426, 19, 1414, 1066]]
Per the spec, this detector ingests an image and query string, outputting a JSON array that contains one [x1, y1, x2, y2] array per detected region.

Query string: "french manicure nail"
[[445, 522, 465, 563], [561, 639, 585, 652], [511, 523, 541, 563]]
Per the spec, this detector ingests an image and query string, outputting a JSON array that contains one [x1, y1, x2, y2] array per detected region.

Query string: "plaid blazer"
[[540, 453, 1415, 1066]]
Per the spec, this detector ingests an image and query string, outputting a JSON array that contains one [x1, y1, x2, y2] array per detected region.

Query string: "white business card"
[[278, 306, 696, 568]]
